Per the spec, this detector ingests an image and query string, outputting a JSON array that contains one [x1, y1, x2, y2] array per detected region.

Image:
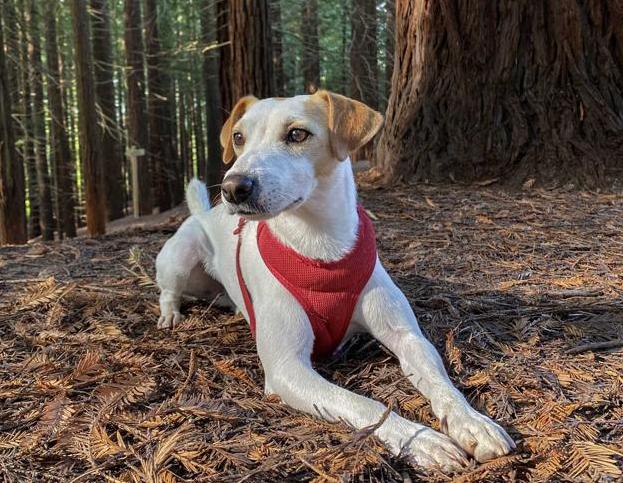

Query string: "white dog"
[[155, 91, 515, 471]]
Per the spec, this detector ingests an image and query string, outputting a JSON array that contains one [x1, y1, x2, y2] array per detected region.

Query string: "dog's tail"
[[186, 178, 211, 216]]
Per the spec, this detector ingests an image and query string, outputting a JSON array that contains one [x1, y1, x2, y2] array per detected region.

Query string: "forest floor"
[[1, 179, 622, 482]]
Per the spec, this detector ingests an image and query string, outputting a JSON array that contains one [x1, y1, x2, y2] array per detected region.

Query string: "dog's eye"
[[233, 132, 245, 147], [286, 128, 311, 144]]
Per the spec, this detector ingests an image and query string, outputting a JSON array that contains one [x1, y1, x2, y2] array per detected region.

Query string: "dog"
[[155, 90, 515, 471]]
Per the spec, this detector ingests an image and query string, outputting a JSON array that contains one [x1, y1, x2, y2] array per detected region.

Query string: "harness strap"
[[234, 218, 257, 335]]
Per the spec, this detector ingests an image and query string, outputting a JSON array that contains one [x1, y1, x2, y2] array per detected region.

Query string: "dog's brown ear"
[[314, 90, 384, 161], [220, 95, 258, 163]]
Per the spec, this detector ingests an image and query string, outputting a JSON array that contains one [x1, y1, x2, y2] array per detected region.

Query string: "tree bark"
[[178, 89, 190, 183], [71, 0, 107, 235], [144, 0, 174, 211], [192, 90, 207, 182], [302, 0, 320, 93], [378, 0, 623, 187], [224, 0, 275, 104], [45, 0, 77, 239], [350, 0, 379, 109], [217, 0, 232, 119], [19, 1, 38, 238], [270, 0, 287, 96], [168, 82, 184, 205], [384, 0, 394, 107], [90, 0, 125, 220], [123, 0, 153, 215], [28, 0, 55, 240], [0, 3, 27, 245], [201, 0, 223, 199]]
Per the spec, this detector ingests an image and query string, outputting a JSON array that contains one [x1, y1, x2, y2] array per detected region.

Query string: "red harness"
[[235, 206, 377, 360]]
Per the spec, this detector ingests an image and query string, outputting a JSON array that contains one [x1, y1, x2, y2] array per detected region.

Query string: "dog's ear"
[[220, 95, 258, 163], [313, 90, 384, 161]]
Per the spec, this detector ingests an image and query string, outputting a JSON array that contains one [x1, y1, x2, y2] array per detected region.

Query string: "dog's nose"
[[221, 175, 255, 204]]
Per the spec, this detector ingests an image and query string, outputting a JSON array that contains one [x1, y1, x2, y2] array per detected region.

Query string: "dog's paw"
[[389, 424, 469, 472], [157, 310, 183, 329], [445, 407, 515, 462]]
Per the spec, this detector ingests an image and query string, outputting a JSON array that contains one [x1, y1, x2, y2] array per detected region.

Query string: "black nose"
[[221, 174, 255, 204]]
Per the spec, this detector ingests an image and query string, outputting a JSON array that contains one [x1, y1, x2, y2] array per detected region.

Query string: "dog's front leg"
[[356, 265, 515, 462], [255, 304, 468, 472]]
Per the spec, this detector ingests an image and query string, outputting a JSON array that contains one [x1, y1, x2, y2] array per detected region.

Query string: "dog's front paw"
[[386, 421, 468, 472], [157, 309, 183, 329], [444, 407, 515, 462]]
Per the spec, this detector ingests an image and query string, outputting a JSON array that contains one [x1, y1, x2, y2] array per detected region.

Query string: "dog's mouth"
[[232, 197, 304, 220]]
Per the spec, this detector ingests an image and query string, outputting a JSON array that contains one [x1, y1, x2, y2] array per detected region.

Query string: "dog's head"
[[219, 90, 383, 219]]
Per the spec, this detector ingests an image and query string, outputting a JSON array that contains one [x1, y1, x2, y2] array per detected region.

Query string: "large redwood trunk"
[[71, 0, 107, 235], [91, 0, 125, 220], [0, 2, 27, 245], [378, 0, 623, 187], [221, 0, 275, 107]]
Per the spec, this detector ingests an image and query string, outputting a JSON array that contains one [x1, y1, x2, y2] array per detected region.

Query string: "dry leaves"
[[1, 183, 622, 481]]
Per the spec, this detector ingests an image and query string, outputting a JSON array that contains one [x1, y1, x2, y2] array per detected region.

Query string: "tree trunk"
[[0, 3, 27, 245], [302, 0, 320, 93], [123, 0, 153, 216], [144, 0, 173, 211], [28, 0, 55, 240], [20, 1, 38, 238], [224, 0, 275, 104], [270, 0, 287, 96], [168, 82, 184, 205], [350, 0, 379, 109], [384, 0, 394, 107], [178, 89, 190, 183], [71, 0, 107, 235], [378, 0, 623, 187], [217, 0, 232, 119], [201, 0, 222, 199], [340, 0, 349, 95], [90, 0, 125, 220], [192, 90, 207, 182], [3, 0, 20, 112], [45, 0, 77, 239]]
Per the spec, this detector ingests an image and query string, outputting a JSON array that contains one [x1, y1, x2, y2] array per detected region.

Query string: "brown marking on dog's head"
[[220, 95, 258, 164], [311, 90, 384, 161]]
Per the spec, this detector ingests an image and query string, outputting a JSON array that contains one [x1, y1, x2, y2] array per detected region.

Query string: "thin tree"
[[217, 0, 232, 117], [270, 0, 286, 96], [302, 0, 320, 93], [377, 0, 623, 187], [71, 0, 107, 235], [0, 3, 27, 245], [123, 0, 152, 216], [28, 0, 54, 240], [350, 0, 379, 109], [90, 0, 125, 220], [384, 0, 394, 105], [20, 1, 39, 238], [45, 0, 76, 238], [144, 0, 173, 211], [200, 0, 222, 198]]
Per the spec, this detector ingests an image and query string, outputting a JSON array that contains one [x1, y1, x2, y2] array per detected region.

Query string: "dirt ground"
[[1, 180, 622, 482]]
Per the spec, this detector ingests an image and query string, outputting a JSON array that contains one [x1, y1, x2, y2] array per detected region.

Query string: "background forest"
[[0, 0, 392, 243]]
